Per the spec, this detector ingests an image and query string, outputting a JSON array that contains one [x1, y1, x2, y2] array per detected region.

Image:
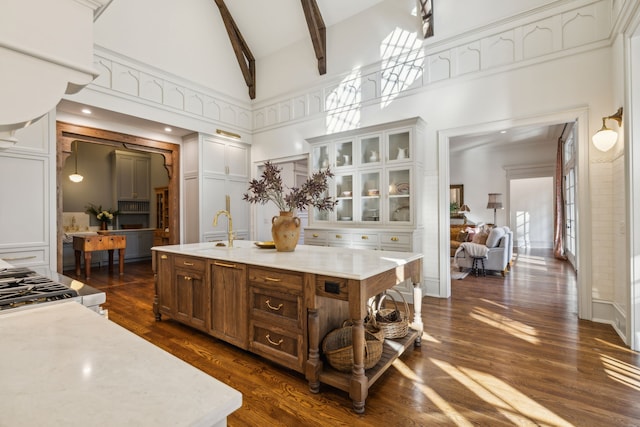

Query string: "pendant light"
[[69, 141, 84, 183]]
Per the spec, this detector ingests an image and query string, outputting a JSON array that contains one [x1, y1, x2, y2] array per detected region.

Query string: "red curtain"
[[554, 136, 568, 260]]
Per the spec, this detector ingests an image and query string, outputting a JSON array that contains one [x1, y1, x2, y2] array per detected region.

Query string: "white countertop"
[[0, 302, 241, 427], [153, 241, 422, 280]]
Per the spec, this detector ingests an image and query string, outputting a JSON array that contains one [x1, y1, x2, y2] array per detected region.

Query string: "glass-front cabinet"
[[360, 171, 380, 223], [306, 117, 424, 231], [335, 173, 354, 222], [388, 168, 411, 223]]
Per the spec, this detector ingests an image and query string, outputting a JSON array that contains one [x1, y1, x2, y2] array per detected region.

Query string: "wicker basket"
[[322, 323, 384, 372], [373, 289, 410, 339]]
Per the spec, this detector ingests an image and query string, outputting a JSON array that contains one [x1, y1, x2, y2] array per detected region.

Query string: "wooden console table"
[[73, 235, 126, 279]]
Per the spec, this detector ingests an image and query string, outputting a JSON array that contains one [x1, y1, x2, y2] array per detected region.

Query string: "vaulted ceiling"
[[216, 0, 386, 99]]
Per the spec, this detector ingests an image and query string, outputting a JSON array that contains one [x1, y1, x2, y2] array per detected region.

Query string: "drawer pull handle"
[[335, 234, 342, 239], [183, 276, 192, 281], [266, 334, 284, 346], [161, 254, 168, 259], [361, 235, 368, 240], [313, 233, 319, 238], [214, 261, 236, 268], [0, 255, 36, 261], [390, 236, 399, 242], [183, 261, 195, 266], [265, 299, 283, 311], [265, 277, 282, 282]]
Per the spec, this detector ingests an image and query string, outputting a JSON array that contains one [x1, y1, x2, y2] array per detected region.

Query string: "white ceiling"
[[450, 123, 567, 153], [224, 0, 385, 59]]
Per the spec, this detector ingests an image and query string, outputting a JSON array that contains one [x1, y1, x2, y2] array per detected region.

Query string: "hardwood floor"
[[64, 249, 640, 426]]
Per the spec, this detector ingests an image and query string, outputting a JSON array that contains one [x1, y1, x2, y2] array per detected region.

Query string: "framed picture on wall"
[[450, 184, 463, 208]]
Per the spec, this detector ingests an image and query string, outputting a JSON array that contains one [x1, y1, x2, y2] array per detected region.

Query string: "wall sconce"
[[458, 204, 471, 213], [69, 140, 84, 183], [592, 107, 623, 152], [486, 193, 503, 225], [216, 128, 241, 139]]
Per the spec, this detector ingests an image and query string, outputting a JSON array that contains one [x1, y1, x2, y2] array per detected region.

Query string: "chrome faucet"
[[213, 210, 234, 247]]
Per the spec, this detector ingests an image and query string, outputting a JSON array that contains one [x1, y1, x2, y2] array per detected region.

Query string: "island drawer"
[[250, 286, 302, 329], [173, 255, 206, 271], [249, 321, 305, 372], [248, 267, 302, 292]]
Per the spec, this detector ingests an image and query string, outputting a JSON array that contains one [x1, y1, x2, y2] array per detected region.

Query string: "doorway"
[[56, 122, 181, 271]]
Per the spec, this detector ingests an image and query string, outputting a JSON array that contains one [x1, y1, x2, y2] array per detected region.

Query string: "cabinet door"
[[211, 261, 248, 349], [360, 171, 380, 223], [359, 133, 381, 165], [226, 143, 248, 177], [174, 258, 208, 331], [116, 153, 150, 200], [334, 138, 354, 169], [155, 252, 173, 318], [334, 173, 353, 222], [133, 156, 150, 200], [387, 167, 412, 224], [386, 128, 412, 163]]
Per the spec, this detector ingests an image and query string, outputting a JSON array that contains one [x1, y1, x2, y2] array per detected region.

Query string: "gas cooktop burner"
[[0, 268, 79, 310]]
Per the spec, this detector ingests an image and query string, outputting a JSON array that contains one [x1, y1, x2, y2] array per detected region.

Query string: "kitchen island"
[[0, 301, 241, 426], [152, 241, 423, 413]]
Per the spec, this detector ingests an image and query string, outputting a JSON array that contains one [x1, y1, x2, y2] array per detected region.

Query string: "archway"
[[56, 122, 180, 271]]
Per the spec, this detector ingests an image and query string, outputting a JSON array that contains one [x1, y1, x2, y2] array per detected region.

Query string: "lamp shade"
[[592, 128, 618, 152], [69, 173, 84, 183], [486, 193, 503, 209]]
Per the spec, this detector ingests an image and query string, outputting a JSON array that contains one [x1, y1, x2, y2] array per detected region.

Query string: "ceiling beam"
[[300, 0, 326, 75], [213, 0, 256, 99]]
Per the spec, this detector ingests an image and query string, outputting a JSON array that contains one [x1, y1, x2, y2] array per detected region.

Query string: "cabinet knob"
[[361, 235, 368, 240], [183, 276, 192, 281], [335, 234, 342, 239], [160, 254, 168, 260], [313, 233, 319, 238], [390, 236, 399, 242]]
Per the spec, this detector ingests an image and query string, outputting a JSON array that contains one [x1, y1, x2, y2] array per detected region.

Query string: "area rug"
[[450, 261, 470, 280]]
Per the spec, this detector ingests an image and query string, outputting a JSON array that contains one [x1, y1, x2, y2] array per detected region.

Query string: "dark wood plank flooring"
[[64, 249, 640, 426]]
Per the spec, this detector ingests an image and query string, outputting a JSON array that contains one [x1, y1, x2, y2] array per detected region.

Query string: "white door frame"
[[439, 107, 592, 321], [627, 28, 640, 351]]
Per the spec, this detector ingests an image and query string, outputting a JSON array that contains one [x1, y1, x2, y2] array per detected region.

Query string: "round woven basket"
[[322, 325, 383, 372], [373, 289, 410, 339]]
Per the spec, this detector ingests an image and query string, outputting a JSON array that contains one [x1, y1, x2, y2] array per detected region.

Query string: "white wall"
[[510, 177, 554, 249], [450, 140, 557, 227], [93, 0, 249, 101]]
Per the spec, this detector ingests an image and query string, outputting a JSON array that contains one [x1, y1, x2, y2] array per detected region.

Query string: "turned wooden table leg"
[[306, 307, 321, 393], [412, 282, 423, 347], [108, 249, 114, 272], [349, 318, 367, 414], [74, 250, 81, 276], [84, 251, 92, 279], [118, 248, 125, 275]]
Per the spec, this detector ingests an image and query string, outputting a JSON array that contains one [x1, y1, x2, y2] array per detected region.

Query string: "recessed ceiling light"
[[81, 108, 92, 115], [500, 130, 507, 134], [164, 127, 172, 132]]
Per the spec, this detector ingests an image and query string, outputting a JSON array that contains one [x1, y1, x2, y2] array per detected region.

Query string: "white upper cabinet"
[[306, 117, 423, 228]]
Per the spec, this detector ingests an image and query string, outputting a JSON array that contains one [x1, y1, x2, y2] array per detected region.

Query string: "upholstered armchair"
[[454, 226, 513, 276]]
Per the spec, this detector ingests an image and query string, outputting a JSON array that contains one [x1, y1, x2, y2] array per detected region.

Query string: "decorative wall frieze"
[[90, 46, 253, 132], [252, 0, 614, 133], [86, 1, 614, 136]]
